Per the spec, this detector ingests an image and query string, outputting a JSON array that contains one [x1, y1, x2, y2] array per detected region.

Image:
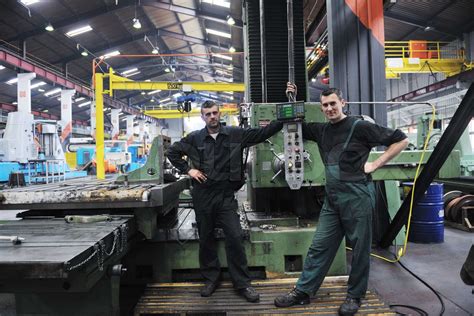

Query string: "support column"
[[90, 101, 96, 139], [94, 74, 105, 180], [60, 89, 75, 152], [327, 0, 386, 124], [111, 109, 121, 140], [126, 115, 135, 145], [17, 73, 36, 113], [139, 120, 146, 144]]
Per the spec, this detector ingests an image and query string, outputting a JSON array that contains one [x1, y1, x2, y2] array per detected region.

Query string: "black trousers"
[[192, 187, 251, 289]]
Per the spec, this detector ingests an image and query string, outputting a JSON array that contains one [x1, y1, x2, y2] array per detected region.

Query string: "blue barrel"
[[404, 182, 444, 243]]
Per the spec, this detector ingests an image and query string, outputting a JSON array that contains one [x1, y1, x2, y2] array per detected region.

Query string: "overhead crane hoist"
[[94, 67, 245, 179]]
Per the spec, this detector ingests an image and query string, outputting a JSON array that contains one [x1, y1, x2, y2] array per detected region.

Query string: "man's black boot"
[[200, 282, 220, 297], [338, 297, 361, 315], [238, 286, 260, 302], [274, 287, 310, 307]]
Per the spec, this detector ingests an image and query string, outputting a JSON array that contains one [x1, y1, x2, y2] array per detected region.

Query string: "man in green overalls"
[[274, 86, 408, 315]]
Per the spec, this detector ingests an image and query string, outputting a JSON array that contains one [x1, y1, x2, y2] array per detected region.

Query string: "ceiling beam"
[[143, 0, 243, 28], [7, 0, 135, 42], [385, 11, 459, 39], [53, 28, 240, 65]]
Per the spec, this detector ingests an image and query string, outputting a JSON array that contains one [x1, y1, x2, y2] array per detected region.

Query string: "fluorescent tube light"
[[206, 28, 231, 38]]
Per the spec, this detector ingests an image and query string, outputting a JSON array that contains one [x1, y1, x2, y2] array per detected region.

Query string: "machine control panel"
[[276, 101, 305, 121], [283, 121, 304, 190]]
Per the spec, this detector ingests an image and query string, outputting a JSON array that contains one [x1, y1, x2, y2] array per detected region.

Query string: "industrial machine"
[[71, 139, 146, 174], [0, 135, 189, 315], [0, 74, 86, 183]]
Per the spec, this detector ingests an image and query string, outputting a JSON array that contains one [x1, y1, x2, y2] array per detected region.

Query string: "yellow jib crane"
[[94, 68, 244, 179]]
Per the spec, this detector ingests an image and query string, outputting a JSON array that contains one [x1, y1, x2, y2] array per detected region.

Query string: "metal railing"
[[385, 41, 464, 60]]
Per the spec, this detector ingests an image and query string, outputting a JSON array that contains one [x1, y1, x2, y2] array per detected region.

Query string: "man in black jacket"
[[167, 100, 283, 302]]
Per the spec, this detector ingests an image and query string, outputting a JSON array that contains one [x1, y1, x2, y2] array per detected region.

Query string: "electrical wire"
[[397, 259, 445, 316], [389, 304, 428, 316]]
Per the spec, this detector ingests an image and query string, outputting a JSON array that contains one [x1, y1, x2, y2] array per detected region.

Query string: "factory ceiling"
[[0, 0, 473, 125]]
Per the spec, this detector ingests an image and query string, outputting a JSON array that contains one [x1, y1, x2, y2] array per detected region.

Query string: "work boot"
[[274, 287, 310, 307], [200, 281, 220, 297], [338, 297, 361, 315], [238, 286, 260, 302]]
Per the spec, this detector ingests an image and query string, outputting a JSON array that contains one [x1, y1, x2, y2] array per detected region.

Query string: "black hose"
[[398, 259, 445, 316], [389, 304, 428, 316]]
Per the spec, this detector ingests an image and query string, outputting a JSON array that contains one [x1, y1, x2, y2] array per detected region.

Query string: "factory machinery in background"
[[0, 73, 87, 184], [68, 138, 147, 174]]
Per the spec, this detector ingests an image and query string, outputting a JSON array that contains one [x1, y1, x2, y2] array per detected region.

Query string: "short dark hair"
[[320, 88, 343, 101], [201, 100, 219, 113]]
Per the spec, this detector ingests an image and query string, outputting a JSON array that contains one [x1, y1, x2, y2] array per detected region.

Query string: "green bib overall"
[[296, 119, 375, 299]]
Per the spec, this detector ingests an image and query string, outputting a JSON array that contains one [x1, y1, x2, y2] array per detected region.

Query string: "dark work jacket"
[[302, 116, 407, 182], [167, 121, 283, 190]]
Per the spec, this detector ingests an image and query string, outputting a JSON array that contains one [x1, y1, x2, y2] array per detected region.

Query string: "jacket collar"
[[198, 124, 229, 142]]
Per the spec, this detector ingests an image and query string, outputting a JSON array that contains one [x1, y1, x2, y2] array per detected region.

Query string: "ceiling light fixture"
[[45, 23, 54, 32], [78, 101, 92, 107], [65, 25, 93, 37], [133, 18, 142, 29], [228, 46, 236, 53], [132, 1, 142, 29], [81, 50, 88, 57], [123, 71, 141, 77], [6, 78, 18, 85], [31, 81, 46, 89], [213, 53, 233, 61], [202, 0, 230, 8], [152, 48, 159, 54], [100, 50, 121, 59], [122, 68, 139, 75], [0, 66, 5, 70], [75, 97, 85, 102], [20, 0, 40, 5], [226, 15, 235, 25], [44, 88, 62, 97], [148, 90, 161, 95], [206, 28, 231, 38], [164, 67, 171, 73]]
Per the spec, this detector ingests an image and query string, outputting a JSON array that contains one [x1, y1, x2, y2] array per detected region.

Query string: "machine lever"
[[271, 169, 283, 181]]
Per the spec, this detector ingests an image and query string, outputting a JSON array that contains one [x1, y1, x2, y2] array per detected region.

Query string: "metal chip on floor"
[[134, 277, 395, 315]]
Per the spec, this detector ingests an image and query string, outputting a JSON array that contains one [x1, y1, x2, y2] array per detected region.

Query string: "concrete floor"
[[368, 227, 473, 315]]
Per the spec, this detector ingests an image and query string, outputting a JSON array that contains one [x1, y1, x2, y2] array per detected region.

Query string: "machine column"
[[327, 0, 386, 123], [111, 109, 121, 140], [60, 89, 75, 152], [126, 115, 135, 145], [17, 73, 36, 113]]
